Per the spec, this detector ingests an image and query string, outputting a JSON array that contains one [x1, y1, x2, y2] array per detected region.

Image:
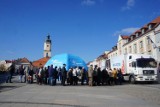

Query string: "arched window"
[[46, 53, 48, 57]]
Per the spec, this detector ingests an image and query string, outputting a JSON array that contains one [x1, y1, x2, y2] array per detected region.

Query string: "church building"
[[32, 35, 52, 68]]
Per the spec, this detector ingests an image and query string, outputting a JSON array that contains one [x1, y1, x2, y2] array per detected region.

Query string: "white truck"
[[107, 54, 158, 83]]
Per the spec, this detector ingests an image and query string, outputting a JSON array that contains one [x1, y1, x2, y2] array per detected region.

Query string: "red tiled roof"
[[123, 16, 160, 46], [135, 30, 141, 33], [32, 57, 50, 68], [140, 25, 148, 30], [20, 58, 30, 63], [150, 16, 160, 23], [121, 35, 129, 39]]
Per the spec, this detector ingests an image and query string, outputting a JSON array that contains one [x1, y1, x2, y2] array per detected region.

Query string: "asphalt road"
[[0, 77, 160, 107], [0, 74, 7, 84]]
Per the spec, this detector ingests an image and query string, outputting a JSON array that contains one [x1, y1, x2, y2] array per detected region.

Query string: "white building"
[[88, 51, 109, 70], [108, 16, 160, 62]]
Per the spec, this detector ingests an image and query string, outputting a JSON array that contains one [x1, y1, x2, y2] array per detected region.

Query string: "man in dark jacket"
[[61, 64, 67, 86], [6, 63, 15, 83], [53, 66, 58, 85], [97, 67, 101, 86], [19, 65, 24, 83], [48, 65, 54, 85]]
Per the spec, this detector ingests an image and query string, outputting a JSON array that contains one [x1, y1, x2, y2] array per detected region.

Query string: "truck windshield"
[[136, 58, 157, 68]]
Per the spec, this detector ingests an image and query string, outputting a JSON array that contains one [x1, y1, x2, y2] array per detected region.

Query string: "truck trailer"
[[106, 54, 158, 83]]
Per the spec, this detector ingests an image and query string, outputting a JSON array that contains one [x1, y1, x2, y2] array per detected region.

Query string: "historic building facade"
[[108, 16, 160, 62]]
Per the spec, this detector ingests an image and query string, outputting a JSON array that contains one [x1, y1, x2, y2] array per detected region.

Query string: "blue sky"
[[0, 0, 160, 62]]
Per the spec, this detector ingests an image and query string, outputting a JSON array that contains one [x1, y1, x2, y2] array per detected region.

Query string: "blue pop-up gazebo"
[[44, 53, 88, 71]]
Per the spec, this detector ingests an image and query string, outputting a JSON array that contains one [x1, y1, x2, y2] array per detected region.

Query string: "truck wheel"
[[130, 76, 135, 84]]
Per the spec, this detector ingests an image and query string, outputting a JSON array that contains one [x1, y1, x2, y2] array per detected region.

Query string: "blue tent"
[[44, 53, 88, 71]]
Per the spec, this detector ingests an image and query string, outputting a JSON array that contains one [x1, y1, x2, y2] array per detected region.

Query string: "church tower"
[[44, 35, 51, 57]]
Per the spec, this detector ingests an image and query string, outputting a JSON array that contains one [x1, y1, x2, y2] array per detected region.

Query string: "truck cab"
[[128, 56, 157, 83]]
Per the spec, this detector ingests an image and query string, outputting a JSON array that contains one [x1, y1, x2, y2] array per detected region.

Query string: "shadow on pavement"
[[0, 101, 88, 107], [0, 86, 18, 92]]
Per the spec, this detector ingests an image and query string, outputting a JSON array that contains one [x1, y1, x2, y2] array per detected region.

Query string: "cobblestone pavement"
[[0, 77, 160, 107]]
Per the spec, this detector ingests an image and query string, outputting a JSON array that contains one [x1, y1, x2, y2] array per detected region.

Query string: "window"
[[147, 37, 150, 45], [129, 46, 132, 53], [46, 53, 48, 57], [47, 45, 49, 47], [132, 62, 136, 67], [142, 29, 145, 34], [148, 24, 152, 30], [136, 33, 139, 37], [129, 56, 132, 59], [148, 50, 152, 55], [134, 44, 137, 53], [125, 48, 127, 54], [139, 41, 143, 48], [119, 43, 121, 49]]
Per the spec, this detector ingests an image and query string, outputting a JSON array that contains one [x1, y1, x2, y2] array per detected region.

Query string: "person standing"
[[88, 65, 93, 86], [97, 67, 101, 86], [85, 69, 89, 85], [81, 67, 86, 85], [44, 67, 49, 84], [53, 66, 58, 85], [28, 67, 34, 83], [48, 65, 54, 85], [73, 67, 78, 85], [117, 69, 123, 85], [58, 67, 62, 81], [93, 65, 98, 86], [24, 66, 29, 83], [108, 68, 113, 85], [19, 65, 24, 83], [101, 68, 107, 85], [157, 63, 160, 83], [6, 63, 15, 83], [38, 67, 43, 85], [112, 68, 118, 85], [68, 68, 73, 85], [61, 64, 67, 86]]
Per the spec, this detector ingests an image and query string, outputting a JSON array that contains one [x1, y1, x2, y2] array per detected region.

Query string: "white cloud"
[[81, 0, 96, 6], [122, 0, 135, 11], [114, 27, 139, 36]]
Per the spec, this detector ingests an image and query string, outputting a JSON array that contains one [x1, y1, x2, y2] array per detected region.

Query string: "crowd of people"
[[6, 63, 125, 86], [4, 62, 160, 85], [87, 65, 123, 86]]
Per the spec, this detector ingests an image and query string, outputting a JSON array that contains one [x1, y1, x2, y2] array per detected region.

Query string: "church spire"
[[44, 34, 52, 57]]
